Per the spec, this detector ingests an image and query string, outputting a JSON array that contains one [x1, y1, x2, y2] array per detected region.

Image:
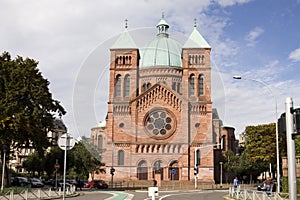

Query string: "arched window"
[[153, 160, 162, 173], [115, 75, 121, 97], [189, 74, 195, 96], [118, 150, 124, 166], [221, 135, 226, 151], [142, 83, 147, 92], [177, 82, 181, 94], [124, 74, 130, 97], [97, 135, 103, 152], [153, 160, 163, 180], [199, 75, 204, 96], [147, 83, 151, 90], [137, 160, 148, 180]]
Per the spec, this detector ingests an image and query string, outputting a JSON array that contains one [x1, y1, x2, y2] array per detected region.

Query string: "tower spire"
[[194, 18, 197, 28]]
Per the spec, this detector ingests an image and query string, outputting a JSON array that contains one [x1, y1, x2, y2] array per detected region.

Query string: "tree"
[[77, 137, 105, 180], [223, 150, 240, 180], [0, 52, 66, 154], [244, 123, 277, 177], [295, 139, 300, 156], [23, 152, 44, 176], [44, 140, 105, 180], [44, 146, 64, 178]]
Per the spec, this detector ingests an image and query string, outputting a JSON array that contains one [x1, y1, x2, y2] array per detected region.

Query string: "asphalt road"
[[70, 189, 228, 200]]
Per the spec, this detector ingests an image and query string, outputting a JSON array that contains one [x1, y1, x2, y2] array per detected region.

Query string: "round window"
[[144, 108, 176, 140]]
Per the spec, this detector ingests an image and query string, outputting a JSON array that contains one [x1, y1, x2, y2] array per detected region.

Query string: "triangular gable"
[[131, 83, 182, 112]]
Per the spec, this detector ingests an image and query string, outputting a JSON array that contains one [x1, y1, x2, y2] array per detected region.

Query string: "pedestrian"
[[264, 177, 273, 196], [233, 177, 239, 192], [153, 179, 157, 187]]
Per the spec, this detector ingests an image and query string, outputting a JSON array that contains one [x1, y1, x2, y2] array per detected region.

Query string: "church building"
[[90, 15, 226, 184]]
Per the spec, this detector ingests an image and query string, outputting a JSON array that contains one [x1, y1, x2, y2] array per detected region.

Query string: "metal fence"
[[0, 186, 76, 200], [228, 186, 289, 200]]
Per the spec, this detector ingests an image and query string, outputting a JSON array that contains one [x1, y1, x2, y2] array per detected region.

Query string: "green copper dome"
[[140, 15, 182, 68]]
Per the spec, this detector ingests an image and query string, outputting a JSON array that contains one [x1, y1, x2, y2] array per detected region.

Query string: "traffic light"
[[110, 168, 115, 175], [195, 149, 200, 166], [278, 113, 286, 135], [194, 167, 198, 175], [294, 108, 300, 133]]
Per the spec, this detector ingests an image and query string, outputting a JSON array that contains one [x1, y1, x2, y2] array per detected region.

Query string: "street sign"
[[58, 133, 75, 150], [54, 163, 60, 169], [171, 169, 176, 175]]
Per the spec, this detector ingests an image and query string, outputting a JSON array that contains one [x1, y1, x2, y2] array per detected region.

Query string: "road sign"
[[54, 163, 60, 169], [171, 169, 176, 175], [110, 168, 115, 175], [58, 133, 75, 150]]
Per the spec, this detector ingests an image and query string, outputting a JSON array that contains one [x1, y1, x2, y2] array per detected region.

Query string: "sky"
[[1, 0, 300, 139]]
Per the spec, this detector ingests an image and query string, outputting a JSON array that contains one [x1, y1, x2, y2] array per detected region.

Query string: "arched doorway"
[[137, 160, 148, 180], [152, 160, 163, 180], [169, 160, 179, 180]]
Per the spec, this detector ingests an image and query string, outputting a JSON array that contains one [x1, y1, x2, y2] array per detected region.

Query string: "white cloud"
[[289, 48, 300, 62], [0, 0, 265, 138], [215, 0, 252, 7], [245, 27, 264, 47]]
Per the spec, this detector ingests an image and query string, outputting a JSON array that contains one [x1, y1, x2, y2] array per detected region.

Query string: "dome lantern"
[[156, 12, 169, 38]]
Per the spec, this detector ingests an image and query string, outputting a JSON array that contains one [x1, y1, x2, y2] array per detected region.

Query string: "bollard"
[[148, 187, 158, 200]]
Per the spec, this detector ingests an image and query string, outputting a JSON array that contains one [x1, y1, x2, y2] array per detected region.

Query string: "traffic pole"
[[285, 97, 297, 200]]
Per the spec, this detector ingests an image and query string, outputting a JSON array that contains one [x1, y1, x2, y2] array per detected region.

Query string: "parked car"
[[89, 180, 108, 189], [11, 177, 30, 187], [29, 178, 44, 188], [68, 179, 78, 186], [82, 181, 90, 188]]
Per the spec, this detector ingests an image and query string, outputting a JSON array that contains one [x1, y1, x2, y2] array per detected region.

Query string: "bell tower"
[[182, 19, 213, 181], [107, 20, 139, 143]]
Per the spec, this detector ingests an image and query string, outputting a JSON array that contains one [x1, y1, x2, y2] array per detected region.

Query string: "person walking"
[[233, 177, 239, 192]]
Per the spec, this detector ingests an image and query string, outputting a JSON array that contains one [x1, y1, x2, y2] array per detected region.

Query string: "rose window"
[[144, 108, 176, 139]]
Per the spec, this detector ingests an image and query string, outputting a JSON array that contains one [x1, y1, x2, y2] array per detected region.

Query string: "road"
[[70, 190, 228, 200]]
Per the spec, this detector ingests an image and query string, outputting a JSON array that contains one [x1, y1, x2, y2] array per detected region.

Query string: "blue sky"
[[1, 0, 300, 138]]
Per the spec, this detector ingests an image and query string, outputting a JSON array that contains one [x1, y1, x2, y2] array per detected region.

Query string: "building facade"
[[91, 15, 223, 183]]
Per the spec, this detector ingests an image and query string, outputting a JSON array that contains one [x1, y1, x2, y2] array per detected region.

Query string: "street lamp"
[[233, 75, 280, 193], [1, 145, 8, 192], [220, 162, 223, 188]]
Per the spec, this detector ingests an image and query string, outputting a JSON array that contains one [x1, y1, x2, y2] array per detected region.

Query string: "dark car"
[[11, 177, 30, 187], [89, 180, 108, 189], [29, 178, 44, 188]]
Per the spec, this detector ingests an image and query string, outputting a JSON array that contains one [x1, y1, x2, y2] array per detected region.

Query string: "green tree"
[[244, 123, 277, 176], [223, 150, 240, 182], [23, 151, 44, 177], [223, 150, 240, 177], [295, 139, 300, 156], [44, 146, 64, 178], [78, 137, 105, 180], [44, 140, 105, 180], [0, 52, 66, 155]]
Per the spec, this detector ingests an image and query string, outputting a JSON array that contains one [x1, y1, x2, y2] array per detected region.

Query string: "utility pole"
[[285, 97, 297, 200]]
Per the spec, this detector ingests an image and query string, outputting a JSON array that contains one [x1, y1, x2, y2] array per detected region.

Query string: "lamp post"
[[233, 75, 280, 193], [1, 146, 7, 192], [220, 162, 223, 189]]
